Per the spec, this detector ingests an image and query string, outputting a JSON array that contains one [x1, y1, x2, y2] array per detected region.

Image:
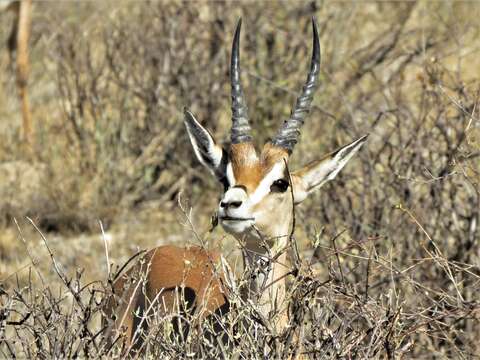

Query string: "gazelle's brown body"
[[104, 17, 368, 354], [104, 245, 227, 349]]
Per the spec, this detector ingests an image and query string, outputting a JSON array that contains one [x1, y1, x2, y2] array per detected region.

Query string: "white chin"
[[221, 219, 254, 235]]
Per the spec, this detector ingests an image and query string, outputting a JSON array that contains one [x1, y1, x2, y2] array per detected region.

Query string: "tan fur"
[[230, 142, 289, 193], [104, 245, 227, 349]]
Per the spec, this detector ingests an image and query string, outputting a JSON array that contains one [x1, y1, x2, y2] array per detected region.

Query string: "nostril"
[[220, 200, 242, 209], [230, 201, 242, 208]]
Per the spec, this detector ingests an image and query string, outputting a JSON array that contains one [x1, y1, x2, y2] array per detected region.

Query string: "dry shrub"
[[1, 212, 478, 358], [1, 1, 479, 358]]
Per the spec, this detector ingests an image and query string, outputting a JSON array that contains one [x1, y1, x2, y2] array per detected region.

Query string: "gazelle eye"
[[270, 179, 289, 193]]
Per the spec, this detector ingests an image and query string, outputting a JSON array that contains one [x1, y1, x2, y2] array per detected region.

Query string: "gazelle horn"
[[271, 17, 321, 153], [230, 18, 252, 144]]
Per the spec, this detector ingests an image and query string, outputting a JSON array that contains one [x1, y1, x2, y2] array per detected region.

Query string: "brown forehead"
[[230, 142, 288, 193]]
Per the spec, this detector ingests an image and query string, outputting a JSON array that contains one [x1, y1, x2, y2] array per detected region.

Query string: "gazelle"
[[104, 18, 367, 352], [1, 0, 33, 147]]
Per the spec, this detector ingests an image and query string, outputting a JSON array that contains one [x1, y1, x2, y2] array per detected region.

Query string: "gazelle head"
[[184, 18, 367, 247]]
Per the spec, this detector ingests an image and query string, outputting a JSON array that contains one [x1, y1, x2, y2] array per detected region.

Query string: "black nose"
[[220, 200, 242, 209]]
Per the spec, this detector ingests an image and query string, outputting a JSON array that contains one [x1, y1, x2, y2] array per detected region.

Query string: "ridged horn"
[[271, 17, 321, 153], [230, 18, 252, 144]]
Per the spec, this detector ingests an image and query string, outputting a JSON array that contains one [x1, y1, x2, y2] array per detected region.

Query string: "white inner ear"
[[302, 136, 367, 193], [188, 127, 223, 169], [250, 162, 285, 205], [184, 115, 224, 175]]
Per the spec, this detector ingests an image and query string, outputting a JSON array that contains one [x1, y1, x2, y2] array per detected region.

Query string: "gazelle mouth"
[[220, 216, 254, 222]]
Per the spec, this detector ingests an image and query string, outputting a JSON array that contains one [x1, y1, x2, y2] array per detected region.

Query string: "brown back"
[[104, 245, 228, 350]]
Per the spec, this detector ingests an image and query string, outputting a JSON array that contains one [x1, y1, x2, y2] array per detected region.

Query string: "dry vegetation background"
[[0, 1, 479, 358]]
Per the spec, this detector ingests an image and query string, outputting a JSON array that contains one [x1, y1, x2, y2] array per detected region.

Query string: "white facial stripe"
[[226, 162, 236, 187], [222, 187, 245, 204], [250, 162, 285, 205]]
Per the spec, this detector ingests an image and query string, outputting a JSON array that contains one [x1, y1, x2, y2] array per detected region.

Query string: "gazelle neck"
[[234, 222, 292, 330]]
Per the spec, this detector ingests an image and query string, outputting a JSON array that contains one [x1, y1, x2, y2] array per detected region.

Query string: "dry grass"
[[1, 1, 479, 358]]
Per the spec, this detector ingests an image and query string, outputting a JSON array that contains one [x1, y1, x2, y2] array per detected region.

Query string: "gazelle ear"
[[184, 109, 228, 180], [291, 135, 368, 204]]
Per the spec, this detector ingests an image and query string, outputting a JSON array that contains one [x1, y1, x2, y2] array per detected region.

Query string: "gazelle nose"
[[220, 200, 242, 209]]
